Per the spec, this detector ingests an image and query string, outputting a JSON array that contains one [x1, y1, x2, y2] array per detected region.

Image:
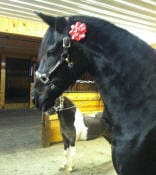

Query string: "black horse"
[[32, 13, 156, 175], [48, 96, 111, 172]]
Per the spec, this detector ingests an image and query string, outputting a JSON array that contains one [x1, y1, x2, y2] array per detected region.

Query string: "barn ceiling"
[[0, 0, 156, 42]]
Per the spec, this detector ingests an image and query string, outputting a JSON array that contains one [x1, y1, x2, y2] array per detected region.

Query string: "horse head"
[[32, 13, 96, 111]]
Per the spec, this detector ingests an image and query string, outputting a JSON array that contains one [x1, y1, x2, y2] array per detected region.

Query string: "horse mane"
[[77, 16, 153, 59], [39, 15, 153, 64]]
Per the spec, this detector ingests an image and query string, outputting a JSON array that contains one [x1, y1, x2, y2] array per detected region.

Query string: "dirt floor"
[[0, 109, 116, 175]]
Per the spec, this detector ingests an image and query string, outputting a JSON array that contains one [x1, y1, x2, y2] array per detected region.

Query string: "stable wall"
[[0, 15, 47, 37]]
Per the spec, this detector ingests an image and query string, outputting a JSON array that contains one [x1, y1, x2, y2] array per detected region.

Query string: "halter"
[[35, 36, 74, 88], [35, 20, 87, 89]]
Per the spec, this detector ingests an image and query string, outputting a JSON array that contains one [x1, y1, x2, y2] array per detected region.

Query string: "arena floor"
[[0, 109, 116, 175]]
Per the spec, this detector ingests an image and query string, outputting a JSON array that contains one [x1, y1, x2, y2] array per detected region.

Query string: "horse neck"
[[84, 22, 154, 113], [58, 98, 75, 125]]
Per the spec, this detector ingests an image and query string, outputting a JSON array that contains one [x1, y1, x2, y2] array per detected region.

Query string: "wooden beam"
[[0, 54, 6, 108], [151, 44, 156, 48], [0, 16, 48, 37]]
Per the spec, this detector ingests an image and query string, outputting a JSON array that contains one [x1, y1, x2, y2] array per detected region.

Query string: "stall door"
[[5, 58, 32, 104]]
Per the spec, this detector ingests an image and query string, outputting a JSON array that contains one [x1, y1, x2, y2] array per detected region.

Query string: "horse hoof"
[[67, 167, 73, 172], [59, 164, 75, 173], [67, 166, 75, 173], [59, 164, 67, 171], [59, 167, 65, 171]]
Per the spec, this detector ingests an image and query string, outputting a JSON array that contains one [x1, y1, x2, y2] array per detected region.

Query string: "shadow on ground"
[[0, 109, 41, 155]]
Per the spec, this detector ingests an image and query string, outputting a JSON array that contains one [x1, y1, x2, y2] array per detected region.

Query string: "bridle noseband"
[[35, 36, 74, 88]]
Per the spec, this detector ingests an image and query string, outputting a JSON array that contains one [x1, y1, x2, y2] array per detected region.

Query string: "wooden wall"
[[0, 16, 47, 37]]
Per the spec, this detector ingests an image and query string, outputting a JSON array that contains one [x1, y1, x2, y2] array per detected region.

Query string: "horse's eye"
[[47, 50, 53, 57]]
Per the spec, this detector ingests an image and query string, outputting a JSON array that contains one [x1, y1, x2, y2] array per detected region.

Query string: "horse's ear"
[[35, 12, 68, 33], [35, 12, 55, 26]]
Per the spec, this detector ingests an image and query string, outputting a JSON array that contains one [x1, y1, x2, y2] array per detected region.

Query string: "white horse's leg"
[[66, 146, 76, 172], [59, 146, 76, 173], [59, 148, 69, 171]]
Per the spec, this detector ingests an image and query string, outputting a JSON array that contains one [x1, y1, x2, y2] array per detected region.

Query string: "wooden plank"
[[5, 103, 29, 109], [0, 16, 48, 37], [30, 83, 34, 108], [41, 113, 51, 147], [49, 118, 62, 143], [0, 54, 6, 108], [63, 92, 101, 101], [64, 92, 104, 112]]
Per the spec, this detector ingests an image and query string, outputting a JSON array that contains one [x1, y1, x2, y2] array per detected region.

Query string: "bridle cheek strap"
[[35, 36, 73, 87]]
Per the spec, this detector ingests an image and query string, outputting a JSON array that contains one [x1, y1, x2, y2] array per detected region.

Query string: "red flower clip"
[[69, 22, 87, 41]]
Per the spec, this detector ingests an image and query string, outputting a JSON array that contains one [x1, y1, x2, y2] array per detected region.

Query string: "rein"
[[52, 96, 76, 113], [54, 105, 76, 112]]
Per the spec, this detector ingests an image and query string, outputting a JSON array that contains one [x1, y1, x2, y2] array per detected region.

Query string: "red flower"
[[69, 22, 87, 41]]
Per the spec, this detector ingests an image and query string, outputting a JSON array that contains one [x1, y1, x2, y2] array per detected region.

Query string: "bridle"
[[35, 36, 74, 89]]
